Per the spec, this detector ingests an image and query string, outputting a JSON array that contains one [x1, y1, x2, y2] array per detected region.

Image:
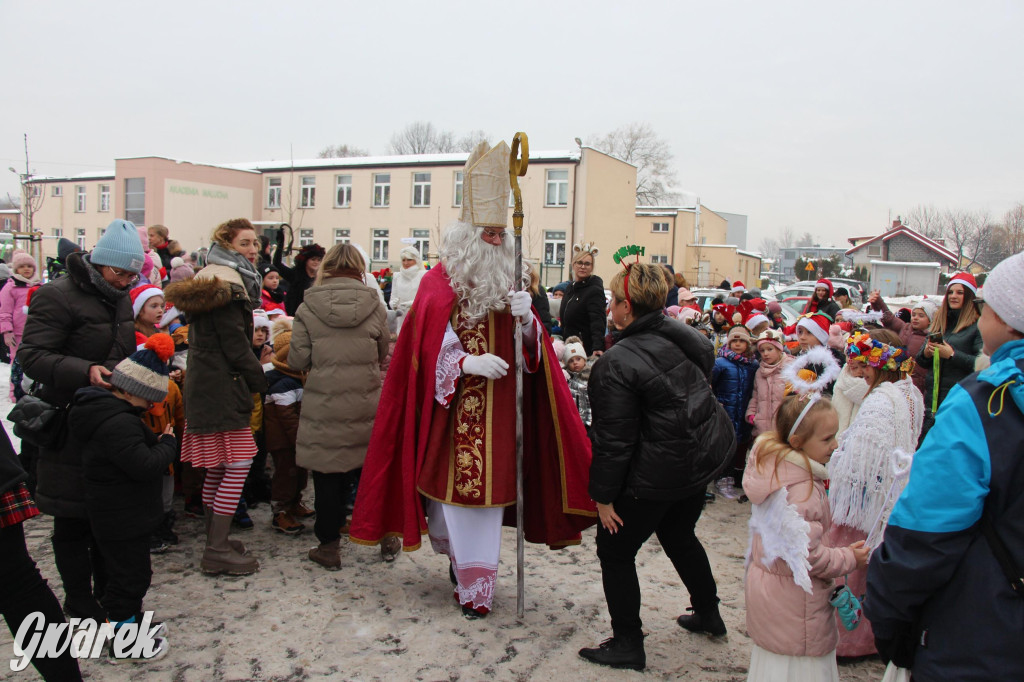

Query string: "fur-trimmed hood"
[[164, 265, 247, 315]]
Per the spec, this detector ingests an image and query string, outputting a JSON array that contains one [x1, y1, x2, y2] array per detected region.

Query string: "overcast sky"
[[3, 0, 1021, 250]]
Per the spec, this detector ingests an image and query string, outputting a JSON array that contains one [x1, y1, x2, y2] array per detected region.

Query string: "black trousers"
[[0, 523, 83, 681], [51, 516, 107, 610], [596, 493, 719, 638], [93, 533, 152, 623], [312, 469, 360, 544]]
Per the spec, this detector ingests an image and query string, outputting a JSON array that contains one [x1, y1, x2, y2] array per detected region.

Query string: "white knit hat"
[[914, 298, 938, 321], [563, 336, 586, 365], [981, 251, 1024, 333]]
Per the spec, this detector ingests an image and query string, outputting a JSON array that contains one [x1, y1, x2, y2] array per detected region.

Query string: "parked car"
[[779, 296, 810, 319], [774, 281, 864, 308]]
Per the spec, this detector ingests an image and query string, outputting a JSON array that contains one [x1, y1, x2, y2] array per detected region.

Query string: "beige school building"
[[21, 145, 757, 287]]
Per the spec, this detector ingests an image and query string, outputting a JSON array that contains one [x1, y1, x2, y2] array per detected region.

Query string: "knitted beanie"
[[136, 225, 151, 253], [11, 251, 37, 273], [254, 313, 272, 333], [947, 271, 978, 294], [271, 330, 302, 379], [57, 237, 81, 261], [756, 328, 785, 352], [169, 259, 195, 283], [92, 220, 146, 273], [563, 336, 587, 365], [914, 298, 938, 321], [110, 333, 173, 403], [399, 246, 422, 262], [727, 325, 752, 344], [677, 287, 695, 302], [767, 300, 783, 315], [130, 284, 164, 319], [797, 312, 832, 345], [980, 251, 1024, 333]]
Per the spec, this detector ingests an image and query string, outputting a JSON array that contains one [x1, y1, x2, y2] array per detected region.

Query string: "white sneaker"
[[715, 477, 739, 500]]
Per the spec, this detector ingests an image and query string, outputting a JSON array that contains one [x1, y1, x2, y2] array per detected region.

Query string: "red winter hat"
[[814, 278, 834, 297], [744, 310, 770, 331], [796, 312, 832, 345], [731, 280, 745, 293], [946, 271, 977, 295], [130, 284, 164, 319], [712, 303, 736, 322]]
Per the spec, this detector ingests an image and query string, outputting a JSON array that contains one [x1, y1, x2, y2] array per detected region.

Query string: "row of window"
[[50, 184, 112, 213], [267, 169, 571, 210]]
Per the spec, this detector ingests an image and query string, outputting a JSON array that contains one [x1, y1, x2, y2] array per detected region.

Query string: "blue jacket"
[[711, 349, 758, 444], [865, 338, 1024, 681]]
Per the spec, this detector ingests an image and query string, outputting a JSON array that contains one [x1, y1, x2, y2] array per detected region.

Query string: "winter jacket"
[[866, 339, 1024, 681], [531, 288, 554, 335], [389, 265, 424, 316], [712, 348, 759, 444], [831, 365, 869, 435], [0, 423, 28, 495], [18, 252, 136, 518], [164, 264, 268, 434], [918, 309, 982, 414], [289, 277, 389, 474], [588, 312, 735, 503], [273, 251, 316, 316], [802, 296, 840, 321], [559, 275, 607, 356], [263, 368, 303, 453], [745, 355, 794, 438], [743, 444, 858, 657], [0, 278, 32, 347], [70, 387, 176, 541], [871, 296, 929, 394], [140, 379, 185, 440]]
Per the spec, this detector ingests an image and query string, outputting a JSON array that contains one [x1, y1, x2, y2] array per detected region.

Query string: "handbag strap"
[[981, 507, 1024, 597]]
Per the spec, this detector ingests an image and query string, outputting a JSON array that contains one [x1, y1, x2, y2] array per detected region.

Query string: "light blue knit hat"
[[91, 220, 146, 273]]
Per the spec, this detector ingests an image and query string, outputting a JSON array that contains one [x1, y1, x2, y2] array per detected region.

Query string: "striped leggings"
[[201, 460, 252, 516]]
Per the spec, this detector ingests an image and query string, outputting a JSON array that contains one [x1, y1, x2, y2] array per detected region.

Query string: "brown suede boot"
[[201, 514, 260, 576], [308, 539, 341, 570], [205, 506, 248, 555], [380, 536, 402, 562]]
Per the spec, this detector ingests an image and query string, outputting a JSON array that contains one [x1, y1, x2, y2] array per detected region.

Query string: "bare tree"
[[456, 129, 490, 152], [387, 122, 491, 155], [758, 237, 780, 261], [591, 123, 679, 206], [317, 143, 370, 159], [943, 208, 991, 269], [796, 232, 816, 247], [999, 203, 1024, 258], [778, 226, 797, 248], [904, 204, 944, 240]]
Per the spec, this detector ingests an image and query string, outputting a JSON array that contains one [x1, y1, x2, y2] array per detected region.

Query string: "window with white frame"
[[75, 185, 86, 212], [99, 185, 110, 212], [652, 222, 669, 233], [52, 228, 62, 238], [412, 172, 431, 207], [267, 177, 281, 208], [453, 171, 463, 207], [868, 244, 882, 258], [51, 186, 62, 197], [334, 229, 350, 245], [544, 231, 566, 265], [372, 229, 389, 261], [373, 173, 391, 207], [650, 255, 668, 264], [76, 228, 87, 250], [124, 178, 145, 225], [334, 174, 352, 208], [300, 176, 316, 208], [410, 229, 429, 259], [545, 169, 569, 207], [299, 229, 314, 246]]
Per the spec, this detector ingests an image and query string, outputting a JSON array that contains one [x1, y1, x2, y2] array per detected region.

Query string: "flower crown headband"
[[612, 244, 645, 306], [845, 332, 916, 373]]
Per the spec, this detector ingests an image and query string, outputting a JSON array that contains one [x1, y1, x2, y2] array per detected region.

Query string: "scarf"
[[83, 254, 130, 302], [783, 449, 829, 481], [12, 273, 41, 286], [719, 347, 756, 365], [207, 242, 262, 303]]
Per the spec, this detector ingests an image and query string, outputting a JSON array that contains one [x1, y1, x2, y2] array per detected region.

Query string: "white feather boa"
[[746, 485, 814, 594], [781, 345, 842, 395]]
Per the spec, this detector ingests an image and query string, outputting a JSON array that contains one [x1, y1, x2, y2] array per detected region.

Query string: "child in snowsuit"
[[264, 327, 309, 535], [712, 325, 759, 499], [0, 251, 41, 400], [743, 394, 869, 681], [563, 336, 592, 428], [70, 334, 177, 662]]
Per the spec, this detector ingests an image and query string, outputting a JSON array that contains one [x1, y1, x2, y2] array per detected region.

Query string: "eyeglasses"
[[575, 261, 594, 269], [104, 265, 139, 284], [480, 228, 507, 241]]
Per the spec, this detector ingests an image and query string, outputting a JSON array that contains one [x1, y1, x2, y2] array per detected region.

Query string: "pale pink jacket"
[[743, 447, 857, 657], [0, 279, 30, 347], [745, 355, 794, 437]]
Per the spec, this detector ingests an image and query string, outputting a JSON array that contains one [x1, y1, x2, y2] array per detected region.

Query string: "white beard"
[[440, 220, 516, 325]]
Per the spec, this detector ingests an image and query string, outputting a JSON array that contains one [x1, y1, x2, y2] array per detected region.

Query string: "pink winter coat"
[[743, 446, 858, 657], [745, 355, 793, 437], [0, 279, 31, 347]]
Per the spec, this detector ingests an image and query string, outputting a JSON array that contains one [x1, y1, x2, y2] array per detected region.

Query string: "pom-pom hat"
[[563, 336, 587, 365], [130, 284, 164, 319], [797, 312, 833, 345], [980, 251, 1024, 333], [110, 333, 173, 404], [946, 271, 978, 295], [914, 298, 937, 321], [11, 251, 37, 273], [92, 220, 146, 274]]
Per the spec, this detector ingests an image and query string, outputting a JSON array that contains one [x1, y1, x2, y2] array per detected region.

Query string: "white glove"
[[461, 353, 509, 380], [509, 290, 535, 326]]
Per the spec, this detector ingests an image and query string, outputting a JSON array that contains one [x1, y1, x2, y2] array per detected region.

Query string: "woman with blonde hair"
[[559, 243, 607, 356], [288, 243, 391, 569], [165, 218, 268, 576]]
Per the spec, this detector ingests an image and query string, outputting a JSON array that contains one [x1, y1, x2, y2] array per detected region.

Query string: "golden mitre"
[[460, 140, 511, 228]]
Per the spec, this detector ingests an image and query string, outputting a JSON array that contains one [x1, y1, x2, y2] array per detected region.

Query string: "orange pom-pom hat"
[[110, 332, 174, 403]]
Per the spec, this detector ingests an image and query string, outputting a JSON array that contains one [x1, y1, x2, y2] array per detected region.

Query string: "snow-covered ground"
[[0, 369, 885, 681]]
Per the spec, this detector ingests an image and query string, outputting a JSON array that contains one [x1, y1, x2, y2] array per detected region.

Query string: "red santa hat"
[[130, 284, 164, 319], [712, 303, 737, 324], [22, 284, 40, 315], [744, 311, 770, 331], [796, 312, 833, 346], [731, 280, 746, 293], [814, 278, 834, 297], [946, 271, 978, 295]]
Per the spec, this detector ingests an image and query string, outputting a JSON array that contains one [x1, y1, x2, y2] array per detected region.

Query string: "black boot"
[[676, 604, 727, 636], [578, 634, 646, 671], [52, 537, 106, 622]]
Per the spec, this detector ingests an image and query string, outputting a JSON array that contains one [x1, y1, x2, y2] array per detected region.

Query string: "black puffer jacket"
[[587, 312, 736, 503], [70, 387, 176, 541], [559, 275, 606, 356], [17, 252, 136, 518]]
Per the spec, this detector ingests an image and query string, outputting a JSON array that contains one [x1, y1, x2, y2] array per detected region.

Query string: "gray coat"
[[290, 278, 388, 474]]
